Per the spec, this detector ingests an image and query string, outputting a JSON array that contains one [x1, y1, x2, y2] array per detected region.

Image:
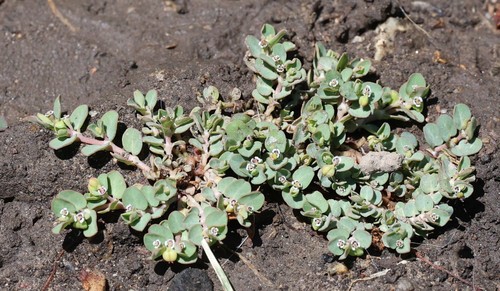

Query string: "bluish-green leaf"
[[101, 110, 119, 141], [122, 128, 143, 155], [69, 104, 89, 131], [122, 186, 148, 210], [81, 143, 110, 156], [453, 103, 471, 130], [49, 135, 78, 150]]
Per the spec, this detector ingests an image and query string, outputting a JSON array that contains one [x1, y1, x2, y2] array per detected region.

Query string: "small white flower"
[[59, 208, 69, 217], [270, 148, 281, 160], [337, 239, 346, 248], [247, 206, 254, 212], [45, 110, 54, 117], [363, 85, 371, 96], [272, 55, 281, 63], [329, 79, 339, 87], [313, 218, 323, 227], [349, 238, 360, 250], [164, 239, 175, 249], [258, 40, 268, 48], [291, 180, 302, 189], [412, 96, 423, 107], [246, 162, 256, 172], [278, 176, 287, 184], [153, 239, 162, 249], [210, 227, 219, 236], [333, 156, 341, 165], [250, 156, 263, 164], [276, 64, 285, 73], [125, 204, 133, 212], [453, 185, 461, 193], [74, 212, 85, 224], [395, 239, 404, 248], [97, 186, 107, 195], [430, 213, 439, 222], [230, 199, 237, 207]]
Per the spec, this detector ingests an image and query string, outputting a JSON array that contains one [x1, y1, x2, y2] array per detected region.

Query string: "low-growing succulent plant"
[[32, 24, 482, 288]]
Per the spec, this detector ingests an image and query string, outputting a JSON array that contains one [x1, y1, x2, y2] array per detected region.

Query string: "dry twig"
[[41, 249, 65, 291], [47, 0, 78, 32], [415, 251, 484, 291]]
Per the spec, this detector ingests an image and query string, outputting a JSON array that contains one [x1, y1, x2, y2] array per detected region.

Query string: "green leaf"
[[436, 114, 456, 142], [396, 132, 418, 154], [423, 123, 444, 147], [83, 210, 98, 237], [420, 174, 439, 194], [145, 90, 158, 109], [327, 228, 350, 255], [107, 170, 126, 199], [305, 191, 329, 213], [282, 190, 304, 209], [238, 191, 265, 211], [292, 166, 315, 189], [69, 104, 88, 131], [217, 177, 252, 199], [133, 90, 145, 108], [261, 23, 276, 37], [205, 207, 228, 227], [130, 213, 151, 232], [352, 229, 372, 249], [122, 128, 143, 155], [0, 116, 7, 131], [265, 129, 287, 153], [450, 138, 483, 156], [336, 53, 349, 71], [415, 194, 434, 212], [122, 186, 148, 210], [406, 73, 426, 94], [81, 143, 110, 156], [49, 135, 78, 150], [188, 224, 204, 246], [255, 59, 278, 80], [144, 224, 173, 252], [52, 190, 87, 216], [245, 35, 262, 58], [453, 103, 471, 130], [272, 43, 287, 63], [101, 110, 119, 141], [168, 211, 186, 234], [53, 96, 62, 119]]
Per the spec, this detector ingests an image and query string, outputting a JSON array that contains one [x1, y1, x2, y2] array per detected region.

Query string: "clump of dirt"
[[1, 0, 498, 290]]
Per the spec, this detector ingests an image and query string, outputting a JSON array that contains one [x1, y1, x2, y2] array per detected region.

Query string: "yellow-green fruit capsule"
[[88, 177, 100, 192], [321, 164, 336, 178], [359, 95, 369, 107], [162, 248, 178, 263]]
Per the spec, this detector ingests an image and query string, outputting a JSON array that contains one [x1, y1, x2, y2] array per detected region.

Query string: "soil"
[[0, 0, 499, 290]]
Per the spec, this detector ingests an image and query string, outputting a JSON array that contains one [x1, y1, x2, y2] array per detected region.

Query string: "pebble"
[[169, 268, 213, 291], [395, 277, 414, 291]]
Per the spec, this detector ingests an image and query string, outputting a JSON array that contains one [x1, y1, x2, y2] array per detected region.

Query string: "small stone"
[[169, 268, 213, 291], [395, 277, 414, 291], [359, 151, 403, 174]]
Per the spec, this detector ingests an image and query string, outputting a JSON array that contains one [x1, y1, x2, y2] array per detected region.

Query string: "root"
[[47, 0, 78, 32]]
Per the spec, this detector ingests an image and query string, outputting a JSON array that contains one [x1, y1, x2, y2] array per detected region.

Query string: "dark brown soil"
[[1, 0, 499, 290]]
